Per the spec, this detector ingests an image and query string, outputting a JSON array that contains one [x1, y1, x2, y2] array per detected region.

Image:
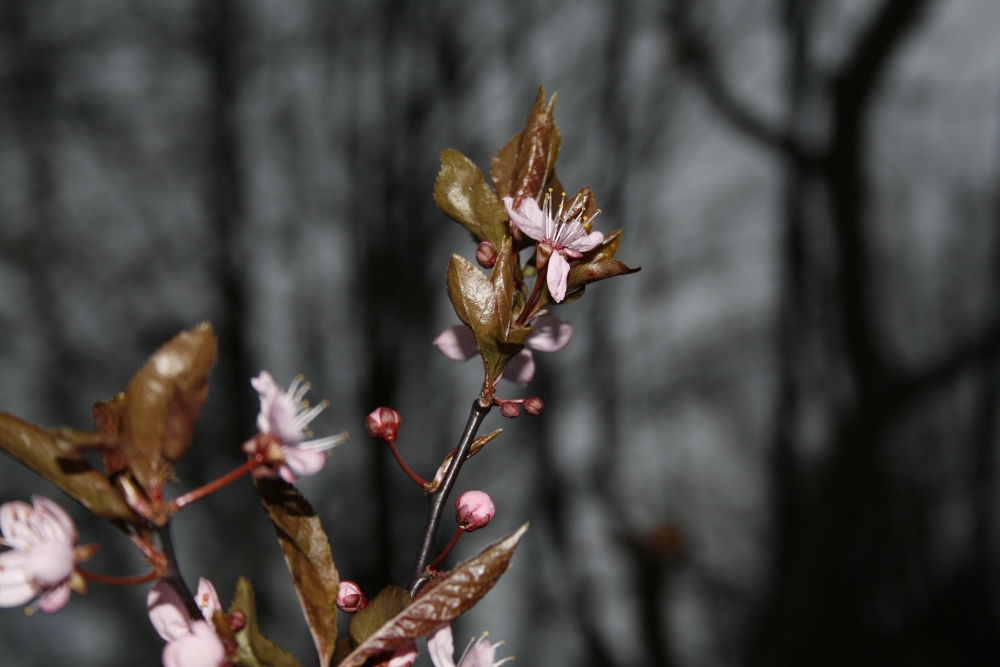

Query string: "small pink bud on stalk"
[[228, 610, 247, 632], [456, 491, 495, 532], [366, 407, 401, 443], [336, 581, 367, 613], [476, 241, 498, 268], [523, 396, 544, 416], [499, 401, 520, 419]]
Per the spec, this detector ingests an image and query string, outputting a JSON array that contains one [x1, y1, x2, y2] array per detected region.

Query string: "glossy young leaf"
[[427, 428, 504, 493], [348, 585, 411, 648], [230, 577, 304, 667], [567, 228, 641, 291], [258, 479, 340, 667], [0, 413, 138, 523], [490, 133, 520, 198], [509, 87, 560, 207], [120, 322, 218, 492], [336, 523, 529, 667], [433, 149, 510, 250]]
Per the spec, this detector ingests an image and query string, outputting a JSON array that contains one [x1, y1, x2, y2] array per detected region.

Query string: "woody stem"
[[156, 522, 202, 619], [426, 528, 464, 572], [78, 569, 159, 586], [386, 440, 428, 487], [407, 398, 492, 596]]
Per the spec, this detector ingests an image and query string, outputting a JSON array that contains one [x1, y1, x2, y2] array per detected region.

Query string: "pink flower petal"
[[433, 325, 479, 361], [427, 625, 456, 667], [148, 581, 193, 643], [25, 540, 75, 587], [384, 640, 419, 667], [269, 392, 304, 446], [37, 582, 71, 613], [251, 371, 279, 434], [282, 447, 326, 479], [1, 501, 39, 551], [30, 496, 76, 544], [196, 578, 221, 622], [503, 350, 535, 386], [503, 197, 547, 242], [162, 620, 226, 667], [526, 315, 573, 353], [0, 551, 38, 607], [459, 637, 498, 667], [546, 251, 570, 303]]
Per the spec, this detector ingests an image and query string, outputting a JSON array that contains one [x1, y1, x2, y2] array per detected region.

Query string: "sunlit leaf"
[[433, 149, 510, 250], [230, 577, 304, 667], [509, 87, 560, 206], [337, 523, 529, 667], [258, 479, 340, 667], [120, 322, 217, 492], [490, 132, 520, 198], [0, 413, 137, 523], [348, 585, 411, 648]]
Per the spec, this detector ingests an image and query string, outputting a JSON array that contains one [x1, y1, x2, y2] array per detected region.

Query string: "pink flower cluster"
[[147, 578, 227, 667]]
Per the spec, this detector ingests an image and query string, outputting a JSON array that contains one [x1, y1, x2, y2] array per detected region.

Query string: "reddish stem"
[[516, 262, 549, 327], [78, 568, 159, 586], [387, 439, 428, 487], [426, 527, 464, 572], [170, 456, 262, 511]]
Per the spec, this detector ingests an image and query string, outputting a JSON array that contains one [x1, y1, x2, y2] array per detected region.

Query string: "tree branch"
[[407, 398, 491, 596]]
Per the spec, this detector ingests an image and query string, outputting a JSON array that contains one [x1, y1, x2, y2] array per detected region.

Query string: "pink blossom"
[[249, 371, 347, 482], [148, 578, 226, 667], [0, 496, 80, 614], [336, 580, 367, 613], [455, 491, 495, 532], [503, 193, 603, 302], [427, 625, 512, 667], [372, 639, 418, 667], [433, 314, 573, 385]]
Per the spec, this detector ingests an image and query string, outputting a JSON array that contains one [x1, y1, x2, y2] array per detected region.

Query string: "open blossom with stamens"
[[148, 578, 226, 667], [503, 193, 604, 302], [428, 625, 513, 667], [433, 314, 573, 385], [246, 371, 347, 483], [0, 496, 89, 614]]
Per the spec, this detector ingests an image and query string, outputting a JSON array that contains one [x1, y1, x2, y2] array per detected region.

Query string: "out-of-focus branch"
[[664, 0, 810, 164], [897, 323, 1000, 400]]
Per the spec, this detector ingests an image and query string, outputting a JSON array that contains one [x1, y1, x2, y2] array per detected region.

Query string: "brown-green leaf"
[[337, 523, 529, 667], [230, 577, 304, 667], [433, 149, 510, 250], [348, 585, 411, 648], [567, 228, 641, 291], [0, 413, 138, 523], [490, 133, 520, 198], [509, 87, 560, 206], [120, 322, 217, 492], [445, 240, 530, 385], [258, 479, 340, 667]]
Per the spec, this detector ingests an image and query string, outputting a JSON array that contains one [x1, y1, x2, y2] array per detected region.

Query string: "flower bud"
[[228, 610, 247, 632], [456, 491, 495, 532], [336, 581, 367, 613], [523, 396, 544, 416], [499, 401, 520, 419], [366, 407, 401, 442], [476, 241, 498, 268]]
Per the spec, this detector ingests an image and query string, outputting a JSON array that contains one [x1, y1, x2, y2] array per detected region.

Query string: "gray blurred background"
[[2, 0, 999, 665]]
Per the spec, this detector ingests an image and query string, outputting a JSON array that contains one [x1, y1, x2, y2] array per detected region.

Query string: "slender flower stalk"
[[386, 440, 428, 488], [78, 569, 159, 586], [169, 456, 263, 511], [426, 527, 463, 573]]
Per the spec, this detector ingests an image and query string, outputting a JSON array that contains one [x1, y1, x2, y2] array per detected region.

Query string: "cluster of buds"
[[493, 396, 544, 419]]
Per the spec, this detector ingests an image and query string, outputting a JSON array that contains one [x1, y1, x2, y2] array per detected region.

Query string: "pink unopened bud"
[[523, 396, 544, 416], [476, 241, 498, 268], [499, 401, 520, 418], [336, 581, 367, 613], [456, 490, 495, 532], [366, 407, 401, 442], [228, 610, 246, 632]]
